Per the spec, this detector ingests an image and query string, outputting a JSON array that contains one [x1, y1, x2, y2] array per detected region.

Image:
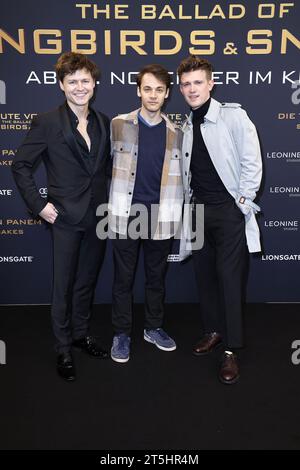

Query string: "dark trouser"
[[51, 207, 106, 354], [112, 236, 173, 335], [192, 199, 248, 349]]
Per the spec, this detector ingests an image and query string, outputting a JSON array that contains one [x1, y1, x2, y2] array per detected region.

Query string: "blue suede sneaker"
[[111, 333, 131, 363], [144, 328, 176, 351]]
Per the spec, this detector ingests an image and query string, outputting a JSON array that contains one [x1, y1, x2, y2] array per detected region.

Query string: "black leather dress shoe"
[[72, 336, 109, 358], [57, 353, 75, 381], [193, 332, 222, 356]]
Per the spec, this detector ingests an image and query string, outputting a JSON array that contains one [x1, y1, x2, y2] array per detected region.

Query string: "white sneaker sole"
[[144, 334, 177, 351], [111, 351, 130, 363]]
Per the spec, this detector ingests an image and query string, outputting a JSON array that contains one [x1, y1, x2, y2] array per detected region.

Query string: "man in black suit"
[[12, 52, 110, 381]]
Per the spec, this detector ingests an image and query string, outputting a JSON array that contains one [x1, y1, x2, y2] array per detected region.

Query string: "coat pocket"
[[168, 151, 182, 176], [113, 142, 133, 171]]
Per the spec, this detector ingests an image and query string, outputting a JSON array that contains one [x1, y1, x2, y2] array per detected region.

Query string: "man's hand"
[[237, 201, 251, 216], [39, 202, 59, 224]]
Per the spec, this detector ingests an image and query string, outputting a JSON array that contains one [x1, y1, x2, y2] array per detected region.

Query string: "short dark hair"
[[136, 64, 171, 90], [177, 55, 213, 81], [55, 52, 99, 82]]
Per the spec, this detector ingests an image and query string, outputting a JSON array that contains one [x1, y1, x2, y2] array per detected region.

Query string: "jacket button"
[[131, 172, 134, 176], [185, 153, 189, 157], [129, 192, 132, 195]]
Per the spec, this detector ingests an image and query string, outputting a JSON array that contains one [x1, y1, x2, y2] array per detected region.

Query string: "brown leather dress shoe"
[[219, 352, 240, 385], [193, 332, 222, 356]]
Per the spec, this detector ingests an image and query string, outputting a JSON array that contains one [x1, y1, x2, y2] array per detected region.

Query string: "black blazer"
[[12, 102, 111, 225]]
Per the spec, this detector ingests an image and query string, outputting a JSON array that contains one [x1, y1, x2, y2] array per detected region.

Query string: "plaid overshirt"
[[108, 108, 183, 239]]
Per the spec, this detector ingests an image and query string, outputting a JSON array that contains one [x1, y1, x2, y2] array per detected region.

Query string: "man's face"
[[59, 68, 95, 108], [137, 73, 169, 113], [179, 69, 214, 109]]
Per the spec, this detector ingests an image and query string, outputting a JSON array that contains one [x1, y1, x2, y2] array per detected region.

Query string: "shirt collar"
[[66, 102, 93, 125]]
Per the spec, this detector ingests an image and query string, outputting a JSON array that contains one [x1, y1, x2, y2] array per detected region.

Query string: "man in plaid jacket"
[[108, 64, 183, 363]]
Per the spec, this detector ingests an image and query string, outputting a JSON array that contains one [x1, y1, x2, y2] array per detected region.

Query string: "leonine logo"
[[0, 80, 6, 104], [264, 220, 299, 231], [266, 151, 300, 162], [0, 340, 6, 365], [269, 186, 300, 197]]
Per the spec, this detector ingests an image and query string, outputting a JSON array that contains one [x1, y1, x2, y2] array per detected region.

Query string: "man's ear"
[[137, 87, 141, 98]]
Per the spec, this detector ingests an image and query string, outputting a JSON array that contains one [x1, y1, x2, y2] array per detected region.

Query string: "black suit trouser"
[[51, 207, 106, 353], [192, 199, 248, 349]]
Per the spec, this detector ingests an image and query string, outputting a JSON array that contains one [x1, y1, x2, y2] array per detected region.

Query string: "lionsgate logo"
[[0, 255, 34, 263], [0, 340, 6, 365], [261, 253, 300, 261], [0, 80, 6, 105], [264, 220, 299, 231], [0, 189, 13, 196], [269, 186, 300, 197]]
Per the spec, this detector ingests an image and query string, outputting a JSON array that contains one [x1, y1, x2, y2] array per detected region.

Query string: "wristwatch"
[[239, 196, 246, 204]]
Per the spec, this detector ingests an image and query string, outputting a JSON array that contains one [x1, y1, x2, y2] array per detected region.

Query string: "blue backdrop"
[[1, 0, 299, 304]]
